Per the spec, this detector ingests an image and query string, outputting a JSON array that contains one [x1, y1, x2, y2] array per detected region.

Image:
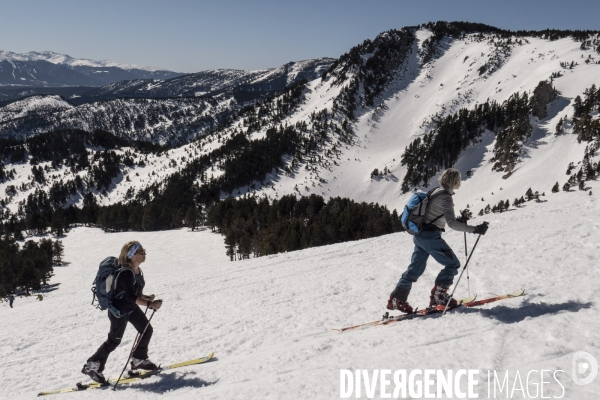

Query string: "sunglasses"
[[136, 249, 147, 255]]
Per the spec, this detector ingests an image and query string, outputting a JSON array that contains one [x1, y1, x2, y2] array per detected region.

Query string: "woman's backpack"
[[401, 188, 444, 235], [91, 257, 129, 318]]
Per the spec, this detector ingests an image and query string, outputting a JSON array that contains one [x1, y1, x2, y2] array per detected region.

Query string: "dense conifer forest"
[[205, 194, 402, 260], [0, 236, 62, 298]]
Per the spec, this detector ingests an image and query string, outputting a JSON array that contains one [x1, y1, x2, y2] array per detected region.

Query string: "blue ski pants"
[[395, 230, 461, 292]]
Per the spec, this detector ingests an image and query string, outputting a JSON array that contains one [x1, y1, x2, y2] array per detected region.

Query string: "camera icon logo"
[[572, 351, 598, 385]]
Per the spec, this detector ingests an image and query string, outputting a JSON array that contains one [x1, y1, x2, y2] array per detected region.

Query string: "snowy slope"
[[0, 95, 72, 123], [252, 31, 600, 215], [1, 180, 599, 399]]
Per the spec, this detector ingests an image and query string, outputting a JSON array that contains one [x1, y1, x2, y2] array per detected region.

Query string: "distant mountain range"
[[0, 51, 183, 87], [74, 58, 336, 103], [0, 57, 335, 145]]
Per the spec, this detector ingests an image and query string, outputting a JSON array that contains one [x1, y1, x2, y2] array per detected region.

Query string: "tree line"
[[400, 90, 533, 192], [205, 194, 402, 260], [554, 84, 600, 192]]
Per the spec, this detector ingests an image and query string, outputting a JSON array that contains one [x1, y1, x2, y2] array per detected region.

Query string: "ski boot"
[[130, 357, 159, 371], [386, 288, 414, 313], [430, 284, 458, 308], [81, 360, 107, 384]]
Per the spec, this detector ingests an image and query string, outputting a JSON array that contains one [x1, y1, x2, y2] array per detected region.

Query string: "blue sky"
[[2, 0, 599, 73]]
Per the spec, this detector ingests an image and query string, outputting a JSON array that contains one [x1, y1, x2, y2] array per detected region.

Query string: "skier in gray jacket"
[[387, 168, 489, 313]]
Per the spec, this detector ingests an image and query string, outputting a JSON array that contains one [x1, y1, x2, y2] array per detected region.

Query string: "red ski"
[[379, 289, 525, 327], [462, 289, 525, 308], [332, 290, 524, 333], [332, 294, 476, 333]]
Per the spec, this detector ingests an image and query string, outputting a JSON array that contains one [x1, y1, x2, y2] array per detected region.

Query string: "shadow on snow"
[[126, 371, 218, 394], [458, 300, 593, 323]]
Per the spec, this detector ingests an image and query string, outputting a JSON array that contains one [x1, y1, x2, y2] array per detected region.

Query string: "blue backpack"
[[91, 257, 130, 318], [401, 188, 444, 235]]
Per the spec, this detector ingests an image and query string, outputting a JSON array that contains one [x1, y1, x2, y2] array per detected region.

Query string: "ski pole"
[[464, 232, 471, 297], [113, 309, 156, 391], [442, 234, 481, 316], [128, 305, 150, 362], [119, 310, 147, 382]]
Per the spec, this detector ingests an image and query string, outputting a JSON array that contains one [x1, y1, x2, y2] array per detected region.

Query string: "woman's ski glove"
[[473, 222, 489, 235]]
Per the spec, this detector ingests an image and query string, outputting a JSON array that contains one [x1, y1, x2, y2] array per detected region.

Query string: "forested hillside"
[[2, 22, 600, 294]]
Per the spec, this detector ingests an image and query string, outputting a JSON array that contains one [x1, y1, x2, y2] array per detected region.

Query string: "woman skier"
[[82, 241, 162, 383], [388, 168, 488, 313]]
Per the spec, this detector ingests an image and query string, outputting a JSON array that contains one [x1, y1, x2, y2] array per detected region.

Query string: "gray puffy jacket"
[[424, 187, 475, 233]]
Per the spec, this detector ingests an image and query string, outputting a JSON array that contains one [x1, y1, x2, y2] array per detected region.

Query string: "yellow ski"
[[38, 352, 215, 396]]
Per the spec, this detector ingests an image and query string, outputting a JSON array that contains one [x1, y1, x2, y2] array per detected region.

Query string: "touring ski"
[[377, 290, 525, 327], [37, 352, 215, 396], [333, 289, 525, 332], [332, 294, 476, 333], [378, 293, 479, 326]]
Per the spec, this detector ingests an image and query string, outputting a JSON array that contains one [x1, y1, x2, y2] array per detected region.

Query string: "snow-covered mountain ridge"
[[1, 22, 600, 237], [0, 50, 183, 87], [0, 50, 164, 70], [0, 95, 72, 124], [0, 58, 335, 144], [0, 95, 232, 145], [77, 58, 336, 101]]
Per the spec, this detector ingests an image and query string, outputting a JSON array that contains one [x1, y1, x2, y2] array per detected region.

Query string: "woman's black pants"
[[88, 306, 153, 371]]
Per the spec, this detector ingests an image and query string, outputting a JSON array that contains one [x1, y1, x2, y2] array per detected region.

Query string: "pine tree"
[[525, 188, 534, 201], [18, 259, 41, 296], [555, 117, 564, 135], [562, 182, 570, 192], [142, 204, 160, 231], [14, 227, 24, 241], [53, 240, 64, 265], [50, 212, 65, 237], [185, 206, 198, 231], [552, 182, 560, 193], [459, 208, 473, 220], [566, 162, 575, 175]]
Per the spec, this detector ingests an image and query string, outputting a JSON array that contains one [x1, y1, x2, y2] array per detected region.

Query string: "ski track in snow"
[[1, 185, 599, 399]]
